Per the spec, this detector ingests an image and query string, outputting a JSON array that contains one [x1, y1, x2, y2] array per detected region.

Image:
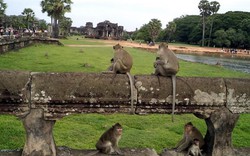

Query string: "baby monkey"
[[186, 139, 203, 156], [154, 43, 179, 122], [96, 123, 123, 155]]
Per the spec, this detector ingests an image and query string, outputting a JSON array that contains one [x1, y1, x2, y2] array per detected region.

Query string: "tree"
[[5, 15, 25, 29], [22, 8, 35, 30], [165, 21, 176, 42], [213, 29, 230, 47], [132, 24, 150, 42], [41, 0, 73, 38], [173, 15, 201, 43], [198, 0, 211, 47], [148, 18, 162, 43], [0, 0, 7, 26], [37, 19, 48, 31], [59, 16, 72, 37], [207, 1, 220, 47], [226, 28, 246, 48]]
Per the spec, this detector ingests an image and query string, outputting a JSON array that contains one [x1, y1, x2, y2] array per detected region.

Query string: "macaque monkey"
[[96, 123, 123, 155], [153, 43, 179, 122], [186, 139, 203, 156], [175, 122, 204, 152], [105, 44, 135, 114]]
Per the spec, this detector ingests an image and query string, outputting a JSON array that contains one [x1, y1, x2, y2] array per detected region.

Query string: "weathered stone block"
[[31, 72, 131, 119], [0, 70, 30, 116], [225, 78, 250, 113]]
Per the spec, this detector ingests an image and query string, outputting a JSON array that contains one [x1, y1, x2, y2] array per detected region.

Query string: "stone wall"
[[0, 71, 249, 156], [0, 37, 62, 54]]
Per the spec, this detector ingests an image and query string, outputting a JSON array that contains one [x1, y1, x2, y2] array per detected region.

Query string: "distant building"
[[70, 27, 81, 34], [70, 20, 124, 40]]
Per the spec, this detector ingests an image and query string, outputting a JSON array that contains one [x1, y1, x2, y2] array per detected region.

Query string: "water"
[[176, 53, 250, 74]]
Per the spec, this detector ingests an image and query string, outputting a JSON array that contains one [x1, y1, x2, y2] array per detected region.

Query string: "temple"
[[71, 20, 124, 40]]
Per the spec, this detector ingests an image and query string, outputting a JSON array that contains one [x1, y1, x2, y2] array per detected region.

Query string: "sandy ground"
[[67, 39, 250, 58]]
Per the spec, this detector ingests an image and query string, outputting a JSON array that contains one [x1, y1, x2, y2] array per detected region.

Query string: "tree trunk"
[[202, 13, 206, 47], [208, 19, 214, 47], [52, 18, 59, 38]]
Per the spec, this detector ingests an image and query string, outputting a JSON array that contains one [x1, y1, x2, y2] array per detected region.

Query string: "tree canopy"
[[40, 0, 73, 38], [22, 8, 35, 29]]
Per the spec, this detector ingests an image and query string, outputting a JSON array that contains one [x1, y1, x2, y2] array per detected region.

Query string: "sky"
[[3, 0, 250, 31]]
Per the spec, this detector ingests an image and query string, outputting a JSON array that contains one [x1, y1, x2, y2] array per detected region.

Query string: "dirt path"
[[66, 39, 250, 58]]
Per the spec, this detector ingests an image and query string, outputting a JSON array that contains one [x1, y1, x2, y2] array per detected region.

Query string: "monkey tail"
[[126, 72, 135, 114], [171, 75, 176, 122]]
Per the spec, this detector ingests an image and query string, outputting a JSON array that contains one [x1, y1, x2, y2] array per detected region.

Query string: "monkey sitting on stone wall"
[[153, 42, 179, 122], [105, 44, 135, 114]]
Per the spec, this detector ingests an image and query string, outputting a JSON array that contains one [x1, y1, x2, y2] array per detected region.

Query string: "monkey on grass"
[[104, 44, 135, 114], [153, 42, 179, 122], [96, 123, 124, 155], [174, 122, 204, 153]]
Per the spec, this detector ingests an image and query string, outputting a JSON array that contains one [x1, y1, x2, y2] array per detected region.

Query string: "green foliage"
[[4, 15, 25, 29], [59, 16, 72, 37], [173, 15, 201, 43], [0, 0, 7, 18], [21, 8, 35, 29], [132, 24, 151, 42], [40, 0, 73, 38], [213, 29, 231, 47], [148, 18, 162, 42], [157, 21, 177, 42], [159, 10, 250, 48], [132, 19, 162, 43], [37, 19, 48, 31]]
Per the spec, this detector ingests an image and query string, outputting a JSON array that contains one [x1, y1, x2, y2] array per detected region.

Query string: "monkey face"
[[113, 123, 123, 136], [116, 128, 123, 135], [185, 125, 193, 132], [193, 138, 200, 145]]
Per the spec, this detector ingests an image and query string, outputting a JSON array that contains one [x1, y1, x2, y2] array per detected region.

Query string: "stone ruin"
[[82, 20, 124, 40]]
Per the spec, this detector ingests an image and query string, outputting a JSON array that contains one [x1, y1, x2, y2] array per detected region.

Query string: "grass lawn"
[[0, 37, 249, 153]]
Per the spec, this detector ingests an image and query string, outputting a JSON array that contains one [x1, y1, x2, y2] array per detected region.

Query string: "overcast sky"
[[4, 0, 250, 31]]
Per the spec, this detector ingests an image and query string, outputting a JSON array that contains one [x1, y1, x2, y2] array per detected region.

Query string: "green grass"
[[0, 37, 249, 152], [60, 36, 107, 45], [0, 43, 249, 78]]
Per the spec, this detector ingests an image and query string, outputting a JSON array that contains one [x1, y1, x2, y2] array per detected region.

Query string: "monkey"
[[96, 123, 124, 155], [174, 122, 204, 153], [153, 42, 179, 122], [186, 138, 203, 156], [104, 44, 135, 114]]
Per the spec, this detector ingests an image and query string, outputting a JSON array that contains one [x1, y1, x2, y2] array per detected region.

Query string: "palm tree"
[[22, 8, 35, 30], [40, 0, 73, 38], [198, 0, 211, 47], [208, 1, 220, 47], [148, 18, 162, 43], [59, 16, 72, 37], [166, 21, 176, 42], [0, 0, 7, 26]]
